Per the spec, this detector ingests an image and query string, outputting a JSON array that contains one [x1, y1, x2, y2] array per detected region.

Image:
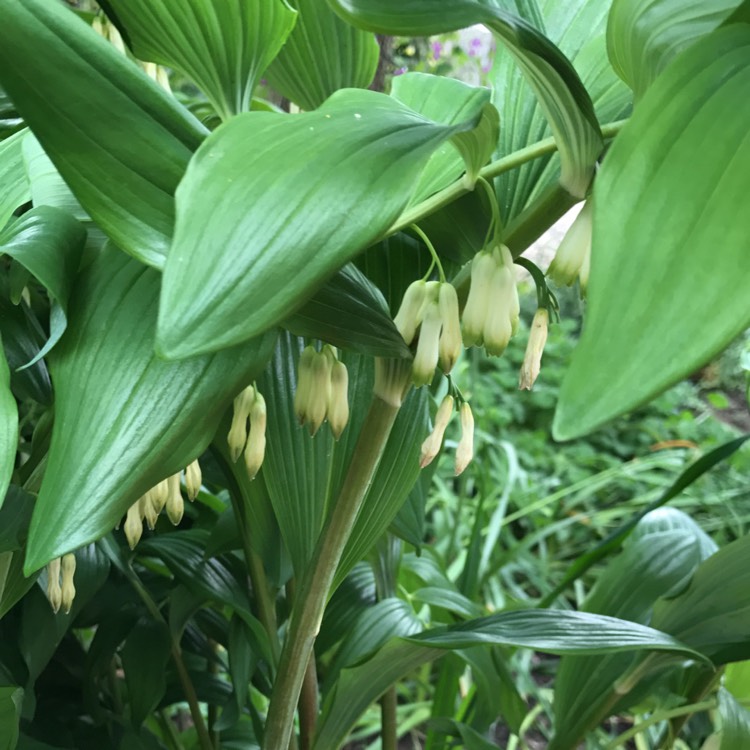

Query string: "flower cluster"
[[394, 280, 461, 386], [547, 199, 592, 292], [45, 553, 76, 614], [419, 395, 475, 476], [295, 345, 350, 439], [228, 384, 267, 479], [462, 244, 520, 356], [122, 459, 202, 550]]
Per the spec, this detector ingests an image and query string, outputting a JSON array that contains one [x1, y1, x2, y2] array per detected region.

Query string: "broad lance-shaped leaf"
[[0, 128, 30, 233], [0, 0, 207, 268], [158, 88, 487, 358], [0, 207, 86, 367], [491, 0, 631, 224], [24, 246, 276, 573], [283, 263, 411, 359], [554, 25, 750, 439], [99, 0, 297, 120], [266, 0, 379, 111], [330, 0, 602, 199], [0, 340, 18, 512], [607, 0, 741, 99], [314, 609, 707, 749]]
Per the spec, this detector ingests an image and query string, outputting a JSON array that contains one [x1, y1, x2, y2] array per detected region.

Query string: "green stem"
[[298, 656, 319, 750], [158, 710, 186, 750], [381, 686, 398, 750], [262, 394, 402, 750], [385, 119, 628, 241], [604, 699, 716, 750], [411, 224, 446, 282], [128, 568, 214, 750]]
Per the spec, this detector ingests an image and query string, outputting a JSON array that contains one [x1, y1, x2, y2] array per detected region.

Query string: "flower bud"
[[46, 557, 62, 614], [482, 264, 514, 356], [228, 385, 256, 462], [150, 479, 169, 514], [519, 308, 549, 390], [438, 283, 462, 373], [394, 280, 427, 345], [124, 502, 143, 550], [184, 459, 202, 501], [294, 345, 317, 424], [139, 492, 159, 530], [60, 553, 77, 614], [306, 350, 333, 435], [455, 402, 475, 476], [328, 360, 350, 439], [244, 393, 267, 479], [420, 395, 454, 468], [547, 200, 592, 288], [165, 473, 184, 526], [461, 251, 496, 347]]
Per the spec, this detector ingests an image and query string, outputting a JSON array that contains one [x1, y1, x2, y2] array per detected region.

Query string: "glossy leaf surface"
[[555, 26, 750, 438], [316, 609, 704, 749], [0, 343, 17, 512], [0, 129, 30, 232], [607, 0, 741, 98], [159, 88, 487, 358], [101, 0, 296, 119], [331, 0, 602, 198], [0, 0, 207, 267], [25, 247, 276, 572], [266, 0, 378, 111]]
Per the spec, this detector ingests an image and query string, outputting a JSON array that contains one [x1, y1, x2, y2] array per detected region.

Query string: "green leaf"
[[0, 207, 86, 366], [0, 552, 37, 621], [0, 686, 22, 750], [330, 0, 603, 198], [607, 0, 742, 98], [157, 88, 488, 358], [283, 263, 411, 359], [411, 587, 484, 619], [554, 26, 750, 439], [315, 609, 705, 749], [0, 0, 207, 267], [265, 0, 378, 111], [100, 0, 296, 120], [390, 73, 498, 198], [551, 511, 711, 749], [0, 343, 17, 512], [652, 533, 750, 665], [719, 687, 750, 750], [0, 487, 34, 553], [121, 619, 171, 727], [491, 0, 631, 223], [0, 129, 30, 232], [24, 247, 276, 572]]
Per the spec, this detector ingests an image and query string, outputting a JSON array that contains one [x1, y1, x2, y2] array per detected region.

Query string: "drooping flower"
[[165, 473, 184, 526], [46, 557, 62, 613], [124, 501, 143, 550], [328, 360, 350, 440], [455, 402, 475, 476], [228, 384, 257, 462], [60, 553, 77, 615], [420, 395, 454, 468], [519, 308, 549, 390], [184, 458, 202, 501], [547, 200, 593, 292], [244, 391, 267, 480]]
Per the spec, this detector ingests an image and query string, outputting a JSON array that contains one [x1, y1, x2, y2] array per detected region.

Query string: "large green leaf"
[[652, 533, 750, 665], [719, 687, 750, 750], [24, 247, 276, 572], [491, 0, 631, 223], [0, 129, 30, 233], [554, 26, 750, 439], [0, 0, 207, 268], [266, 0, 378, 111], [0, 686, 22, 750], [331, 0, 602, 199], [607, 0, 742, 98], [315, 609, 705, 749], [283, 263, 411, 359], [0, 343, 17, 513], [100, 0, 296, 120], [158, 88, 488, 358], [0, 207, 86, 366], [551, 510, 712, 749]]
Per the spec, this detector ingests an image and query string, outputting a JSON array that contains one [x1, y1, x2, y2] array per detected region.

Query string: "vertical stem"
[[208, 640, 220, 748], [381, 686, 398, 750], [263, 394, 402, 750], [298, 655, 319, 750]]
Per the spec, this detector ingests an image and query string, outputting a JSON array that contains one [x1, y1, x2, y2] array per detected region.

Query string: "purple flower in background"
[[394, 66, 407, 76], [470, 37, 482, 49], [432, 41, 443, 59]]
